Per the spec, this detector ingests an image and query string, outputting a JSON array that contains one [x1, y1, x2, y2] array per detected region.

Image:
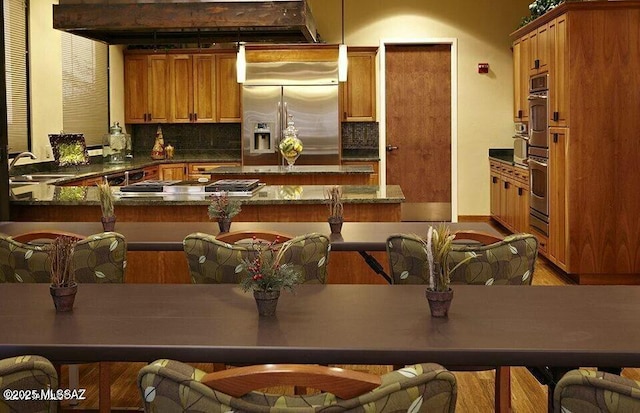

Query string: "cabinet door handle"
[[553, 133, 559, 143], [504, 181, 509, 189], [553, 111, 559, 121], [518, 187, 523, 196], [143, 113, 148, 122], [189, 113, 193, 122], [194, 113, 198, 121], [148, 113, 152, 121], [517, 109, 523, 119], [492, 176, 498, 184], [534, 59, 540, 69]]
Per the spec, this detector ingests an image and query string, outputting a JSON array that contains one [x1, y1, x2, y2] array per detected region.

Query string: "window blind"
[[4, 0, 28, 154], [61, 33, 108, 148]]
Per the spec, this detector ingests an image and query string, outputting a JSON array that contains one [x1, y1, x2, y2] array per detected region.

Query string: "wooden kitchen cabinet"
[[124, 54, 170, 124], [512, 38, 529, 122], [216, 53, 242, 123], [341, 48, 377, 122], [548, 14, 569, 127], [548, 127, 568, 270], [341, 160, 379, 185], [159, 163, 187, 181], [187, 162, 241, 180], [143, 165, 159, 181], [489, 160, 529, 235], [511, 2, 640, 283], [528, 23, 550, 75], [169, 54, 216, 123]]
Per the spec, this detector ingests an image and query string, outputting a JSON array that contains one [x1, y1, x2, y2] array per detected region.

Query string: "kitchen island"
[[9, 183, 404, 222]]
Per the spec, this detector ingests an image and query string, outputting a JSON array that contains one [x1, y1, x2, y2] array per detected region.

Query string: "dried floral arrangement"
[[49, 236, 77, 288], [97, 181, 115, 218], [325, 186, 344, 220]]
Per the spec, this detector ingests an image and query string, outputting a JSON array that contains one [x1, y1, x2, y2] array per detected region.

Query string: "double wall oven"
[[528, 74, 549, 236]]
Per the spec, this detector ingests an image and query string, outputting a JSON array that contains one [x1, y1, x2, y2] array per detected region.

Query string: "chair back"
[[72, 232, 127, 283], [138, 360, 457, 413], [184, 232, 251, 284], [386, 231, 538, 285], [0, 355, 58, 413], [554, 369, 640, 413], [279, 233, 331, 284], [216, 230, 294, 244], [0, 233, 52, 283]]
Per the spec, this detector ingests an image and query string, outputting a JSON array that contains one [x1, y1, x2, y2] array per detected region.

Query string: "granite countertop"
[[9, 184, 404, 206], [207, 165, 373, 175]]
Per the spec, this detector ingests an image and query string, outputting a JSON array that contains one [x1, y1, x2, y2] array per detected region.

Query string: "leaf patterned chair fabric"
[[184, 232, 331, 284], [0, 232, 127, 284], [72, 232, 127, 283], [554, 369, 640, 413], [0, 233, 52, 283], [0, 355, 58, 413], [385, 233, 538, 286], [138, 359, 457, 413]]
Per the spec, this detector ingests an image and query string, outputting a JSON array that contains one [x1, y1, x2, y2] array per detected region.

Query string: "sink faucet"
[[8, 151, 37, 175]]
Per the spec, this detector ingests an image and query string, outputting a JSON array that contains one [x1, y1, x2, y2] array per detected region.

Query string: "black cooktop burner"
[[205, 179, 260, 192]]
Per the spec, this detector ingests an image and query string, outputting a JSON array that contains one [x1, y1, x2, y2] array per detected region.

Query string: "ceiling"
[[53, 0, 319, 45]]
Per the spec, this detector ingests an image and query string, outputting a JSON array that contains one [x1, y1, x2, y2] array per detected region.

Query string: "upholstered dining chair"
[[138, 360, 457, 413], [0, 355, 58, 413], [184, 232, 331, 284], [553, 369, 640, 413], [385, 230, 539, 413]]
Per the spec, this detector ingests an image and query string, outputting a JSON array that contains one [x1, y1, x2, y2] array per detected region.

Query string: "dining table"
[[1, 283, 640, 411]]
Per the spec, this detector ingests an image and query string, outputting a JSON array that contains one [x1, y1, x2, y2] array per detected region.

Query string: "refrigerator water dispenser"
[[252, 123, 274, 153]]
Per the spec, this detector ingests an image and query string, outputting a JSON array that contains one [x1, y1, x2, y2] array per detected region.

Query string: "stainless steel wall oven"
[[528, 74, 549, 235]]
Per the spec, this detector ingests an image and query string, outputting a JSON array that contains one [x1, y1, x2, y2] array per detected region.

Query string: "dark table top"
[[0, 221, 500, 251], [1, 283, 639, 368]]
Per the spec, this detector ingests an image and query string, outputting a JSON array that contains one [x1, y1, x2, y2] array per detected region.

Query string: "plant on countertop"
[[519, 0, 564, 27], [207, 192, 242, 220], [49, 236, 77, 288], [239, 237, 302, 293], [97, 181, 115, 219], [423, 224, 478, 292], [325, 185, 344, 223]]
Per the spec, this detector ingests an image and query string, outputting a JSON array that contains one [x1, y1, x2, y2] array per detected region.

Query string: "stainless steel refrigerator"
[[242, 61, 340, 166]]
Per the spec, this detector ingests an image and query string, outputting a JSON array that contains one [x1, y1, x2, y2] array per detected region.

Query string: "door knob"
[[386, 144, 399, 152]]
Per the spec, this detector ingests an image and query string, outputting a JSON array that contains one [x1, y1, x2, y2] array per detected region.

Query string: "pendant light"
[[236, 42, 246, 84], [338, 0, 348, 82]]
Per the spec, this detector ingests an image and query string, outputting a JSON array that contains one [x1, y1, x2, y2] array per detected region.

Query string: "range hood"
[[53, 0, 318, 45]]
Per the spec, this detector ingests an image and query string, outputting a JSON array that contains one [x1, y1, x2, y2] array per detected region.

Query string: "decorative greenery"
[[325, 186, 344, 219], [49, 236, 77, 288], [422, 224, 478, 292], [239, 238, 302, 293], [207, 192, 242, 220], [97, 181, 115, 218], [519, 0, 564, 27]]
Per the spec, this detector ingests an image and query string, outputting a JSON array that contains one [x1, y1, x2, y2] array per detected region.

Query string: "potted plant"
[[97, 181, 116, 231], [325, 186, 344, 234], [239, 238, 302, 316], [423, 224, 477, 317], [208, 192, 242, 233], [49, 236, 78, 312]]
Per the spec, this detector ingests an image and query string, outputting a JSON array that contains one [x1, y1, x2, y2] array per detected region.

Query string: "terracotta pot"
[[253, 290, 280, 317], [328, 217, 343, 234], [50, 283, 78, 312], [101, 215, 116, 232], [425, 288, 454, 317], [218, 218, 232, 233]]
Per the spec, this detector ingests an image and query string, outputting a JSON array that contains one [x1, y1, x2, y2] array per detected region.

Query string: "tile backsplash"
[[130, 123, 241, 155], [341, 122, 379, 149]]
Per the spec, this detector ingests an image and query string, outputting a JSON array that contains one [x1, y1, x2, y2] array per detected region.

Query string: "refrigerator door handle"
[[283, 101, 289, 125]]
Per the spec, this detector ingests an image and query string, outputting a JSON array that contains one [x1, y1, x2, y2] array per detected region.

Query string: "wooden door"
[[549, 14, 569, 127], [490, 172, 500, 218], [159, 164, 186, 181], [519, 35, 530, 121], [216, 53, 241, 122], [385, 44, 451, 221], [169, 54, 193, 123], [124, 55, 148, 124], [147, 55, 170, 123], [193, 54, 216, 123], [512, 40, 524, 121]]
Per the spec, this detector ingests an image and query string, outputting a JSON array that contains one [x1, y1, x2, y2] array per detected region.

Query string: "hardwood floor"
[[57, 220, 637, 412]]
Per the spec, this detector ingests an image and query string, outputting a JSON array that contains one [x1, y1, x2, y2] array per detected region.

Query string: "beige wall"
[[26, 0, 125, 163], [310, 0, 530, 216]]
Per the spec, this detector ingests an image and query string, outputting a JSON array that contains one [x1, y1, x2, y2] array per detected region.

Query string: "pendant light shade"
[[236, 43, 246, 84], [338, 44, 348, 82]]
